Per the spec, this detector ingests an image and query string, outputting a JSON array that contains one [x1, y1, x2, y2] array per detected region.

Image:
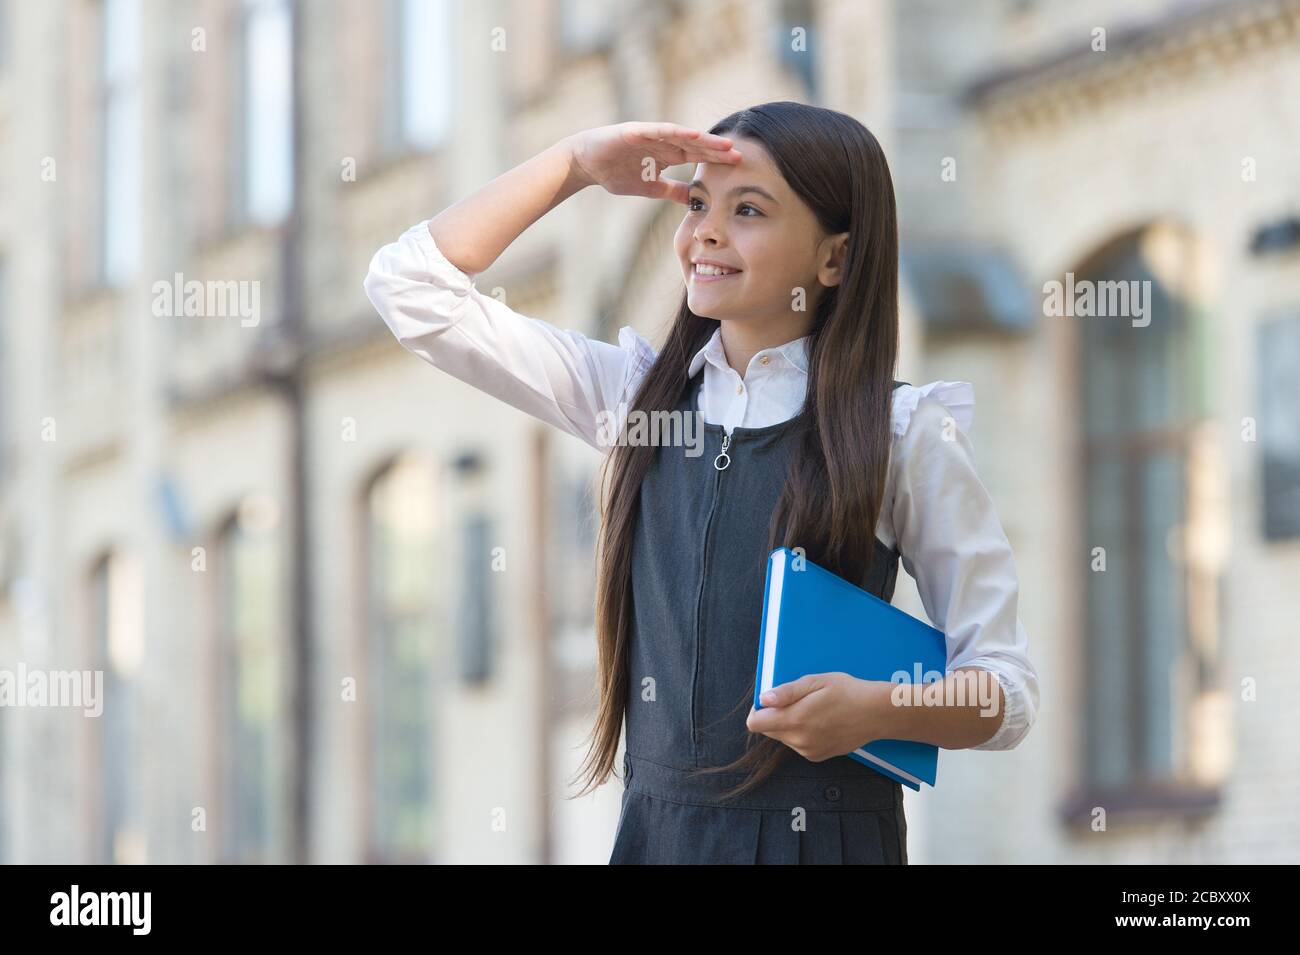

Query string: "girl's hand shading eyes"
[[563, 122, 741, 204]]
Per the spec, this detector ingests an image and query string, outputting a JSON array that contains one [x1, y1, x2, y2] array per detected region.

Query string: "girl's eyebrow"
[[687, 180, 780, 205]]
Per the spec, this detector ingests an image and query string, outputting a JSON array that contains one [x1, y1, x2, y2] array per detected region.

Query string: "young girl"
[[364, 101, 1039, 865]]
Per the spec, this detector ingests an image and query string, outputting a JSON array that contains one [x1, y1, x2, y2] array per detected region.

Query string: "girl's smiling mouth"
[[692, 260, 743, 282]]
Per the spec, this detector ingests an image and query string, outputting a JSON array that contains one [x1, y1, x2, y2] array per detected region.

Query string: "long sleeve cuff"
[[962, 661, 1035, 751]]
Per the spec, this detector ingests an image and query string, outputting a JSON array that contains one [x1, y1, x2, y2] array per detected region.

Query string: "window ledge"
[[1058, 780, 1222, 832]]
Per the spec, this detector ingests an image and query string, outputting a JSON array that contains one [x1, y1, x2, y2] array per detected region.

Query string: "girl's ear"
[[817, 231, 850, 288]]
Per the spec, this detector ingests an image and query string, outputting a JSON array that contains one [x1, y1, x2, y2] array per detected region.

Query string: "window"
[[1077, 228, 1219, 796], [100, 0, 141, 286], [558, 0, 613, 53], [0, 255, 8, 479], [0, 696, 7, 862], [381, 0, 453, 154], [0, 713, 6, 862], [88, 550, 145, 863], [230, 0, 293, 226], [215, 502, 282, 863], [456, 512, 495, 684], [1257, 311, 1300, 539], [364, 454, 441, 862], [0, 0, 10, 74], [775, 0, 816, 97], [549, 471, 602, 704]]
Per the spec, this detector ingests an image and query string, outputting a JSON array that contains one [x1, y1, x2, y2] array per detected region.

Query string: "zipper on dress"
[[692, 427, 731, 762], [713, 431, 731, 470]]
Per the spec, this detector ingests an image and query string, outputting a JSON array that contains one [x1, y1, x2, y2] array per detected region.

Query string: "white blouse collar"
[[687, 326, 811, 378], [674, 326, 975, 440]]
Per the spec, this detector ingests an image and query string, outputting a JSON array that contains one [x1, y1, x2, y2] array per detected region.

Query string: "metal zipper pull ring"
[[713, 431, 731, 471]]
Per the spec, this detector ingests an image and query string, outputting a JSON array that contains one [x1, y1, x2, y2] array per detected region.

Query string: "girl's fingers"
[[650, 138, 740, 162], [668, 124, 734, 152], [636, 124, 734, 154], [670, 148, 741, 169], [655, 176, 691, 205], [685, 146, 742, 164], [637, 122, 676, 142], [660, 133, 734, 156], [692, 131, 736, 151], [630, 125, 740, 170]]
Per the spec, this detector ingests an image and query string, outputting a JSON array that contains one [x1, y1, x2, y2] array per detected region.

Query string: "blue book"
[[753, 546, 947, 790]]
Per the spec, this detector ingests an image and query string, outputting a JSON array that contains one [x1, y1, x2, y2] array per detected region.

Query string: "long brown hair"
[[571, 102, 900, 800]]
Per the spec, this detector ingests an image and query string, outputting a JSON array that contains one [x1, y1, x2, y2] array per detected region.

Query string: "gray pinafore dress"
[[609, 374, 910, 864]]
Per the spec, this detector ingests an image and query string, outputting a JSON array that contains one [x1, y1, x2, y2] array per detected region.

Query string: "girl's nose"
[[694, 217, 724, 245]]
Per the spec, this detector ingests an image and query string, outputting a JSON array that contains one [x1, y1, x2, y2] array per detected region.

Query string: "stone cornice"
[[963, 0, 1300, 133]]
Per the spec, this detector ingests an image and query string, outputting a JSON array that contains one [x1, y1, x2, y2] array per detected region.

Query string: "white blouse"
[[364, 219, 1039, 752]]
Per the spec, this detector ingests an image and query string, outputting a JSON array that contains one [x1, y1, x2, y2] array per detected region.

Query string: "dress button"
[[736, 383, 744, 395], [824, 785, 842, 802], [759, 355, 770, 365]]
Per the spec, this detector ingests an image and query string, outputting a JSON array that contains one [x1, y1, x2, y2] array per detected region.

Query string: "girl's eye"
[[687, 197, 762, 217]]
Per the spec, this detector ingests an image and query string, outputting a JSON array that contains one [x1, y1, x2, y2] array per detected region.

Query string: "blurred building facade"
[[0, 0, 1297, 863]]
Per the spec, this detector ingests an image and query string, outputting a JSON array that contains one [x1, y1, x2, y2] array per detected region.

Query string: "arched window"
[[214, 496, 283, 862], [363, 453, 441, 862], [1076, 225, 1223, 800]]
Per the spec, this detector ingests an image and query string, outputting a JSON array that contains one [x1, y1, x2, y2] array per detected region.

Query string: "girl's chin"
[[687, 291, 741, 314], [687, 302, 729, 320]]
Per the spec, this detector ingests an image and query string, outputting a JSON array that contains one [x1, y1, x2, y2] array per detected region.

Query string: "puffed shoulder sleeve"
[[889, 381, 1040, 751], [363, 218, 655, 454], [890, 380, 975, 438]]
